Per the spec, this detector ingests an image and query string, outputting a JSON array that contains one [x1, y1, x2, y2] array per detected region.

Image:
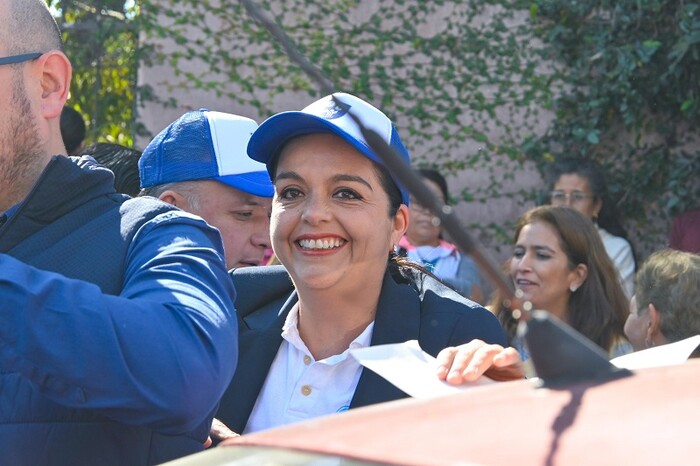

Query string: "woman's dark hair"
[[417, 167, 448, 203], [83, 143, 142, 197], [374, 163, 403, 217], [376, 162, 449, 280], [60, 106, 86, 156], [492, 205, 629, 352]]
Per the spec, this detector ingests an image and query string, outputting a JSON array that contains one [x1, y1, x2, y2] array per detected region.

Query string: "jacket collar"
[[23, 155, 116, 222], [371, 268, 422, 345], [0, 155, 116, 250], [272, 268, 421, 345], [351, 268, 421, 408], [221, 290, 298, 434]]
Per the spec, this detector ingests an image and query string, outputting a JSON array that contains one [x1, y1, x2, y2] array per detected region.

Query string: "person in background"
[[668, 207, 700, 254], [60, 105, 86, 156], [0, 1, 238, 464], [625, 249, 700, 353], [492, 205, 632, 362], [215, 92, 522, 438], [398, 167, 484, 302], [81, 142, 141, 197], [139, 109, 274, 269], [547, 158, 636, 298]]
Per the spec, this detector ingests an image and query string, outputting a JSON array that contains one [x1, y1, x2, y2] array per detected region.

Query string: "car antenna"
[[336, 95, 631, 386]]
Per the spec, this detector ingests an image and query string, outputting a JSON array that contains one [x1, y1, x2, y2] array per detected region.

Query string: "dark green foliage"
[[47, 0, 140, 146], [529, 0, 700, 250]]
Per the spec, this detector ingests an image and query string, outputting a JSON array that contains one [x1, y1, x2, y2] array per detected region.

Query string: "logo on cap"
[[318, 99, 349, 120]]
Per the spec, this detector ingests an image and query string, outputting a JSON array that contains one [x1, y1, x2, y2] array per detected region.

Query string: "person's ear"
[[159, 190, 189, 210], [568, 263, 588, 292], [390, 204, 409, 248], [37, 51, 72, 119], [646, 303, 665, 346]]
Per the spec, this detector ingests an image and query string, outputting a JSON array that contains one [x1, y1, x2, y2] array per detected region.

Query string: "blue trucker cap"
[[246, 93, 411, 205], [139, 109, 274, 197]]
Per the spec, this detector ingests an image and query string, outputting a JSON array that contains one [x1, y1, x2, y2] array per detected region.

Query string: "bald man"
[[0, 1, 238, 464], [139, 109, 274, 269]]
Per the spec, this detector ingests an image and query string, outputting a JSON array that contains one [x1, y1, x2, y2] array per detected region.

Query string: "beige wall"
[[138, 1, 673, 297]]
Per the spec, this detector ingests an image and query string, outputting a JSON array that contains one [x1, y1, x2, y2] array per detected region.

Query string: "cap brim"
[[247, 112, 385, 173], [215, 171, 274, 197]]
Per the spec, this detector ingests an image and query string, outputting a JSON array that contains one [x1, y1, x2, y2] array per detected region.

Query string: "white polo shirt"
[[244, 305, 374, 434]]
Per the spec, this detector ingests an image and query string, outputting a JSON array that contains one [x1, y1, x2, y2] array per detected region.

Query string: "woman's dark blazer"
[[216, 264, 507, 434]]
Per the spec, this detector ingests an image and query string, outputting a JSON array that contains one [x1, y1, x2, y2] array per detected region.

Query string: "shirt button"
[[303, 355, 312, 365], [301, 385, 312, 396]]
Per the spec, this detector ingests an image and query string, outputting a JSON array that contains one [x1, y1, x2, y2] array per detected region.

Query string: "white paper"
[[610, 335, 700, 370], [350, 340, 493, 399]]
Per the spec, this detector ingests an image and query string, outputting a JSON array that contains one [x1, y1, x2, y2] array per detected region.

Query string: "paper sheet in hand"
[[610, 335, 700, 370], [350, 340, 492, 399]]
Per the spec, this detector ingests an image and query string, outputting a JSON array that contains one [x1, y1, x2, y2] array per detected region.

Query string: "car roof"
[[225, 359, 699, 465]]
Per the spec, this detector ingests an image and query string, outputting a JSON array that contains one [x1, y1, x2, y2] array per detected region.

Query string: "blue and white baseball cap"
[[247, 92, 411, 205], [139, 109, 274, 197]]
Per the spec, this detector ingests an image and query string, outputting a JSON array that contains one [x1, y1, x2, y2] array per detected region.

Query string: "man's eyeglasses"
[[0, 52, 43, 66], [550, 190, 594, 204]]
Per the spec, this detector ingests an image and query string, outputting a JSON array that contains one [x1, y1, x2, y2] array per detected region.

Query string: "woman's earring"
[[570, 285, 578, 292]]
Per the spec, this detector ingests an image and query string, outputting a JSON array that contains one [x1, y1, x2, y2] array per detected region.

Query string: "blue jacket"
[[0, 156, 238, 465], [216, 264, 507, 434]]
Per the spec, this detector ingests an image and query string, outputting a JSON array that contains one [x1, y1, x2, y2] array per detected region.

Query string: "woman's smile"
[[296, 235, 347, 252]]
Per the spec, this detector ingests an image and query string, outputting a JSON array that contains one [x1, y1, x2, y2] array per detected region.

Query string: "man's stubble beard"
[[0, 68, 46, 210]]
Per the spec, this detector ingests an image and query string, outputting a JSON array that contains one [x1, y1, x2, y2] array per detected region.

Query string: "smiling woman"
[[491, 205, 632, 361], [271, 133, 402, 307], [213, 92, 524, 438]]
